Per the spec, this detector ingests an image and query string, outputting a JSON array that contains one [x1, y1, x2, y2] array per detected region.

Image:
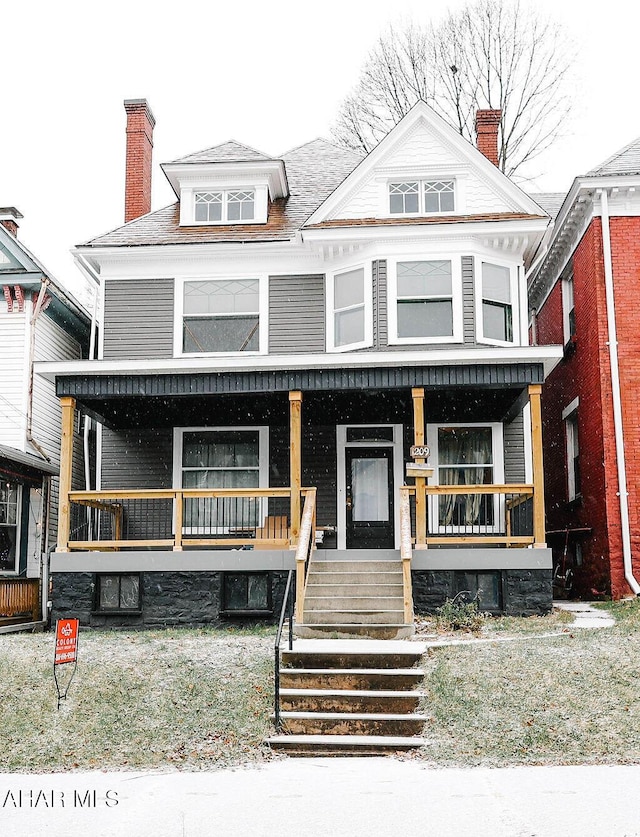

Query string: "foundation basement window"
[[94, 573, 142, 614], [220, 571, 272, 616]]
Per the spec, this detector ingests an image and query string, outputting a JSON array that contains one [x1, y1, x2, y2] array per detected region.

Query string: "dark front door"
[[345, 447, 394, 549]]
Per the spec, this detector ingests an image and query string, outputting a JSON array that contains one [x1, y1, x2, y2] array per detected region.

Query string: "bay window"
[[478, 261, 515, 344], [389, 258, 462, 344], [328, 265, 371, 350]]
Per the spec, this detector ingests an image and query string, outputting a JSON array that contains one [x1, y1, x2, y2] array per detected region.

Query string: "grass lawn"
[[416, 600, 640, 766], [1, 603, 639, 772], [0, 626, 275, 773]]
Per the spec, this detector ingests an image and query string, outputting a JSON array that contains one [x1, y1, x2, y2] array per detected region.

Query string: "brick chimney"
[[124, 99, 155, 223], [0, 207, 23, 237], [475, 109, 501, 168]]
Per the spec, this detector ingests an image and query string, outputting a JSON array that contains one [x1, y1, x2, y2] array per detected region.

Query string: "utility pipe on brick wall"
[[599, 188, 640, 595]]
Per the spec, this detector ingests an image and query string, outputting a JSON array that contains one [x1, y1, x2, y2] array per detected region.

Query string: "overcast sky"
[[2, 0, 638, 306]]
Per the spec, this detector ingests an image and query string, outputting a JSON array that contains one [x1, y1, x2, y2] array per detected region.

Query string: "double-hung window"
[[194, 189, 255, 223], [0, 480, 19, 573], [328, 266, 371, 350], [563, 273, 576, 346], [388, 180, 455, 215], [181, 278, 263, 354], [562, 401, 581, 501], [478, 262, 515, 344], [389, 258, 462, 344]]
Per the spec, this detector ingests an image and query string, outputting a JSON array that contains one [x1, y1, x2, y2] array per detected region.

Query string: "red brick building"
[[529, 139, 640, 599]]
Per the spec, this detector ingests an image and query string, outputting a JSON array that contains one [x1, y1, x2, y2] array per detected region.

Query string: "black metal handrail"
[[274, 568, 294, 730]]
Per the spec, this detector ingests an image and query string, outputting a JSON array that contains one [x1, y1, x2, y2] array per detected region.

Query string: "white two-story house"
[[0, 208, 89, 627], [38, 100, 561, 629]]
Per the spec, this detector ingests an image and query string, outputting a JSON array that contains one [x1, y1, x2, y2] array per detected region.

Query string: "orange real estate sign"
[[54, 618, 79, 665]]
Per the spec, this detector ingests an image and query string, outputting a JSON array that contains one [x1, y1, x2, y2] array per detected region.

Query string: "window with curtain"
[[436, 427, 494, 529], [182, 278, 260, 353], [481, 262, 513, 342], [0, 480, 19, 572], [396, 260, 453, 340], [565, 411, 581, 500], [180, 430, 262, 532]]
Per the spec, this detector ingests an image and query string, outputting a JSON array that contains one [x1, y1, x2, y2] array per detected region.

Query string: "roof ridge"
[[281, 137, 364, 159], [587, 134, 640, 175], [167, 139, 274, 165]]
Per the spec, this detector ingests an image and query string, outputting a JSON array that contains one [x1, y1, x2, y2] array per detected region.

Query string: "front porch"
[[49, 365, 552, 625]]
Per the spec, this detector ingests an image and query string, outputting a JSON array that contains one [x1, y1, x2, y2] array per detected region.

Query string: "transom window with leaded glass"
[[194, 189, 255, 223], [388, 180, 455, 215], [395, 260, 454, 340], [0, 480, 20, 572], [182, 278, 261, 354]]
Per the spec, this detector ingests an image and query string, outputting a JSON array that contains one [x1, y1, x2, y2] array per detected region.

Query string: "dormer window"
[[388, 180, 455, 215], [194, 190, 256, 224]]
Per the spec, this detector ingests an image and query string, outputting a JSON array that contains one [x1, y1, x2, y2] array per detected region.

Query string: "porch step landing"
[[267, 640, 427, 756], [297, 558, 413, 640]]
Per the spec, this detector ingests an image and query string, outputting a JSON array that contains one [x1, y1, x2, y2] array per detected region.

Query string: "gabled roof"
[[587, 136, 640, 176], [81, 139, 363, 248], [168, 140, 273, 165], [304, 100, 546, 227], [0, 223, 90, 337]]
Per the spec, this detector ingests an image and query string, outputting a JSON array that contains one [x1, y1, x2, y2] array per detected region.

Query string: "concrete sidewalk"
[[3, 759, 640, 837]]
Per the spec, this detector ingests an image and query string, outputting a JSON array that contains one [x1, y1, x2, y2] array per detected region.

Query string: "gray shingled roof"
[[168, 140, 273, 165], [587, 136, 640, 176], [82, 139, 363, 247], [528, 192, 565, 220]]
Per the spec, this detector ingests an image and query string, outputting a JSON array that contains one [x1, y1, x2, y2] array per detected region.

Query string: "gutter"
[[599, 188, 640, 595]]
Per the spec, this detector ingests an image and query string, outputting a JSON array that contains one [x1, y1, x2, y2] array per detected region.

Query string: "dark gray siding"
[[373, 260, 388, 348], [462, 256, 476, 343], [504, 412, 526, 483], [269, 275, 325, 353], [101, 428, 173, 489], [103, 279, 174, 360]]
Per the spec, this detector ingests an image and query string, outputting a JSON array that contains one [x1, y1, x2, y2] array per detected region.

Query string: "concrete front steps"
[[297, 558, 413, 639], [267, 639, 427, 756]]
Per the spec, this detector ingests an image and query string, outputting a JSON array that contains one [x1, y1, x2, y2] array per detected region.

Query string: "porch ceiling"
[[58, 362, 543, 428], [71, 387, 524, 430]]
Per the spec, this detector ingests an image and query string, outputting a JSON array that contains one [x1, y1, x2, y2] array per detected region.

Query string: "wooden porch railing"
[[294, 488, 316, 624], [60, 487, 315, 553], [0, 579, 40, 623], [399, 487, 414, 624], [402, 483, 540, 548]]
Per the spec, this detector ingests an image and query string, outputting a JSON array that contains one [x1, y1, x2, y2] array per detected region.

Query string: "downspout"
[[26, 279, 52, 461], [599, 188, 640, 595], [83, 282, 99, 492]]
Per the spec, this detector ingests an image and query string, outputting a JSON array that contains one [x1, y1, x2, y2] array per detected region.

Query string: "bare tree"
[[332, 0, 574, 179]]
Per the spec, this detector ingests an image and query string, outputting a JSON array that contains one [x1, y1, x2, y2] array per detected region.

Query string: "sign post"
[[53, 618, 79, 709]]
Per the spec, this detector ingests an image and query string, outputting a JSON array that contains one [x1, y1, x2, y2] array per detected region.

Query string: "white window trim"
[[426, 422, 505, 534], [326, 262, 373, 352], [172, 426, 269, 534], [174, 274, 268, 358], [474, 258, 520, 347], [336, 424, 403, 550], [385, 178, 456, 218], [387, 255, 463, 345], [0, 482, 21, 575], [184, 185, 268, 226]]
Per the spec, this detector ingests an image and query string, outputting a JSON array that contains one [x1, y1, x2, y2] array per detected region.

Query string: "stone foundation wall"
[[51, 571, 290, 628], [412, 569, 552, 616]]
